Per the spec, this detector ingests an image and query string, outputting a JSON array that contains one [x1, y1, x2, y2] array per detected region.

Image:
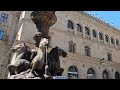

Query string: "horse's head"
[[11, 43, 29, 54], [50, 46, 67, 57]]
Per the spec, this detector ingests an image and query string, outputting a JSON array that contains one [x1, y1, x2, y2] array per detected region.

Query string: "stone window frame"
[[68, 66, 78, 79], [111, 37, 115, 44], [116, 39, 119, 46], [99, 32, 104, 40], [85, 26, 90, 36], [68, 41, 76, 53], [67, 20, 74, 30], [92, 30, 97, 38], [85, 46, 91, 56], [105, 35, 109, 42], [87, 68, 96, 79], [107, 53, 112, 61], [76, 24, 83, 33]]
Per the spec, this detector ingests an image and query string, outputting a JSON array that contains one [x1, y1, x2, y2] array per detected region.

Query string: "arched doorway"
[[115, 71, 120, 79], [102, 70, 109, 79], [68, 66, 78, 79], [87, 68, 96, 79]]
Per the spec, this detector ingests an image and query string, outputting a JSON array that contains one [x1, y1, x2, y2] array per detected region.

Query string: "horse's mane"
[[49, 47, 58, 56]]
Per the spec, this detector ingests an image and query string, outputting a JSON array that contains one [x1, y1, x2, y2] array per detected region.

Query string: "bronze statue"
[[7, 43, 31, 76], [47, 46, 67, 76]]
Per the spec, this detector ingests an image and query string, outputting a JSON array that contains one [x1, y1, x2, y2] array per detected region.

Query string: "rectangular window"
[[1, 13, 8, 23], [85, 49, 90, 56], [0, 28, 4, 40], [69, 44, 75, 53], [107, 53, 112, 61], [85, 47, 91, 56]]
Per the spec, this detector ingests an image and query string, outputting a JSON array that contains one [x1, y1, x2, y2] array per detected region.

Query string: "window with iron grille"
[[87, 68, 96, 79], [103, 70, 109, 79], [115, 71, 120, 79], [68, 66, 78, 79]]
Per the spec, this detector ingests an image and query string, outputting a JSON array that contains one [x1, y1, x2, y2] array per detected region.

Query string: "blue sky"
[[84, 11, 120, 29]]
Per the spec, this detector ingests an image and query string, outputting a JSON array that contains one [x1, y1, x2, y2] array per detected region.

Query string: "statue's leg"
[[7, 64, 17, 75], [8, 52, 27, 75], [46, 71, 53, 79], [27, 60, 39, 78], [31, 60, 39, 73], [56, 68, 64, 76], [16, 59, 30, 74]]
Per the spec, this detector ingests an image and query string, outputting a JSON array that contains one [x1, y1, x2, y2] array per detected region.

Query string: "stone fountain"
[[7, 11, 68, 79]]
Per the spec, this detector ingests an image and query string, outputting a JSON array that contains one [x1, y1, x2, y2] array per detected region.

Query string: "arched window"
[[68, 66, 78, 79], [115, 71, 120, 79], [105, 35, 109, 42], [76, 24, 83, 33], [85, 27, 90, 35], [92, 30, 97, 38], [85, 46, 91, 56], [103, 70, 109, 79], [67, 20, 74, 30], [87, 68, 96, 79], [99, 32, 103, 40], [107, 53, 112, 61], [111, 37, 115, 44], [116, 39, 119, 46]]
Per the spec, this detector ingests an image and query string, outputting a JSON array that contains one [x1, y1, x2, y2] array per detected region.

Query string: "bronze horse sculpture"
[[34, 46, 67, 79], [7, 43, 31, 76], [47, 46, 67, 76]]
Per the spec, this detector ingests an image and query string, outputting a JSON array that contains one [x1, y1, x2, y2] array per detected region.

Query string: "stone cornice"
[[67, 51, 120, 69], [76, 11, 120, 34]]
